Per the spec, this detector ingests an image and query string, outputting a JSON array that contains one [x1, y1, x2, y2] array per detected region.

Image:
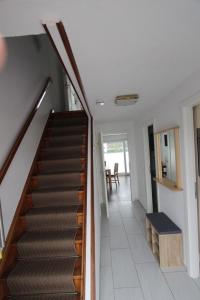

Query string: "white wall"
[[93, 125, 101, 300], [0, 35, 51, 166], [134, 68, 200, 277], [95, 120, 139, 203], [0, 34, 54, 238], [103, 133, 128, 143], [1, 93, 52, 237], [134, 100, 184, 220]]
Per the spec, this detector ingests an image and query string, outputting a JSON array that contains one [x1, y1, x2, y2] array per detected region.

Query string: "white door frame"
[[99, 132, 109, 218], [143, 119, 160, 213], [182, 95, 200, 278]]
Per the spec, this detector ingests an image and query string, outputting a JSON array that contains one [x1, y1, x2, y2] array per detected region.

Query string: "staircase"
[[0, 111, 88, 300]]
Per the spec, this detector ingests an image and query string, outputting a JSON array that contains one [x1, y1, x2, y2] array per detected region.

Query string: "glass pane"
[[160, 130, 176, 182], [67, 78, 82, 111], [104, 142, 125, 173], [169, 130, 176, 182]]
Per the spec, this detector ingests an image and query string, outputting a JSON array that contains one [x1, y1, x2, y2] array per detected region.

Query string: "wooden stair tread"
[[38, 156, 86, 162], [24, 205, 83, 217], [31, 172, 85, 190], [32, 171, 85, 178], [46, 131, 87, 137], [50, 110, 86, 118], [37, 158, 86, 164], [41, 145, 86, 151], [27, 190, 84, 208], [48, 121, 87, 128], [30, 186, 84, 193], [44, 133, 86, 139], [42, 135, 86, 148], [39, 153, 86, 160], [31, 185, 84, 193], [35, 169, 85, 176], [6, 258, 81, 295], [47, 125, 87, 131], [8, 293, 80, 300], [15, 228, 82, 260], [16, 228, 82, 244], [35, 158, 86, 175]]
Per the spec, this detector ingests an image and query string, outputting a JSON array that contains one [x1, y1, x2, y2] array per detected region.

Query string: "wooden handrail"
[[0, 77, 52, 184]]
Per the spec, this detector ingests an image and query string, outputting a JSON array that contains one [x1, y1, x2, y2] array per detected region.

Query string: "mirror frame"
[[154, 127, 182, 191]]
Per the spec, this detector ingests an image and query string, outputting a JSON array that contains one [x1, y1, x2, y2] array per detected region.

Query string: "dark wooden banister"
[[0, 77, 52, 184]]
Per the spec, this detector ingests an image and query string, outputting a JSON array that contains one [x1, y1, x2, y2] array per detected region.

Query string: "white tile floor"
[[100, 176, 200, 300]]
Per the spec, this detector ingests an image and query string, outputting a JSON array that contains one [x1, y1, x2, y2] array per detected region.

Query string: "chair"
[[110, 163, 119, 186], [105, 169, 112, 190]]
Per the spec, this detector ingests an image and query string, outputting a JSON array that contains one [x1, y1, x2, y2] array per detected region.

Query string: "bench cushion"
[[146, 212, 181, 235]]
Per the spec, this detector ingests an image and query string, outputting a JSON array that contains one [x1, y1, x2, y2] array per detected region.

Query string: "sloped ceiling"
[[1, 0, 200, 122]]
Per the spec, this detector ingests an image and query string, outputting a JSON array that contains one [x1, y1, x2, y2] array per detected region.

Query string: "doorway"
[[100, 133, 133, 216], [148, 125, 158, 212], [103, 140, 130, 176]]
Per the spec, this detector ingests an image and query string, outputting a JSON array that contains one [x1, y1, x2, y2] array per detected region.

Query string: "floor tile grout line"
[[193, 278, 200, 291], [100, 236, 112, 268], [100, 265, 115, 300], [113, 286, 144, 290], [120, 201, 148, 300], [109, 217, 118, 300], [107, 181, 142, 298], [162, 271, 179, 300], [120, 198, 176, 300], [100, 206, 115, 300], [123, 203, 199, 300], [111, 203, 140, 299], [191, 265, 200, 291], [135, 207, 176, 300], [105, 196, 121, 299], [112, 197, 146, 295]]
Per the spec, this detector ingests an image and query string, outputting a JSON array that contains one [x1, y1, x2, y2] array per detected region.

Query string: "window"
[[65, 76, 82, 111]]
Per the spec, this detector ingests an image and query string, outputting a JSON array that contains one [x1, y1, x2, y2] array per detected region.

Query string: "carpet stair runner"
[[1, 111, 87, 300]]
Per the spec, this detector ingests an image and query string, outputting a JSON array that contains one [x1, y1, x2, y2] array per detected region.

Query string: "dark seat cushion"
[[146, 212, 181, 235]]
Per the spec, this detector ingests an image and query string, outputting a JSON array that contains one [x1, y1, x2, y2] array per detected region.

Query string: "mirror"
[[155, 127, 182, 191]]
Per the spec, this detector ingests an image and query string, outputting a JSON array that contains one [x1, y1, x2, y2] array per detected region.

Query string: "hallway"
[[100, 177, 200, 300]]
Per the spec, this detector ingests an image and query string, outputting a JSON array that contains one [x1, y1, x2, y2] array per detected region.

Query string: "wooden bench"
[[146, 212, 183, 268]]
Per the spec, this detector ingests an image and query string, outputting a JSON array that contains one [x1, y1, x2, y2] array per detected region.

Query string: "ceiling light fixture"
[[96, 100, 104, 106], [115, 94, 139, 106]]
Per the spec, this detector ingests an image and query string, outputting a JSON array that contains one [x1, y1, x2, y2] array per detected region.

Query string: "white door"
[[99, 132, 109, 218]]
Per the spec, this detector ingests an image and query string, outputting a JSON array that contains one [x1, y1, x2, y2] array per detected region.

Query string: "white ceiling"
[[1, 0, 200, 122]]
